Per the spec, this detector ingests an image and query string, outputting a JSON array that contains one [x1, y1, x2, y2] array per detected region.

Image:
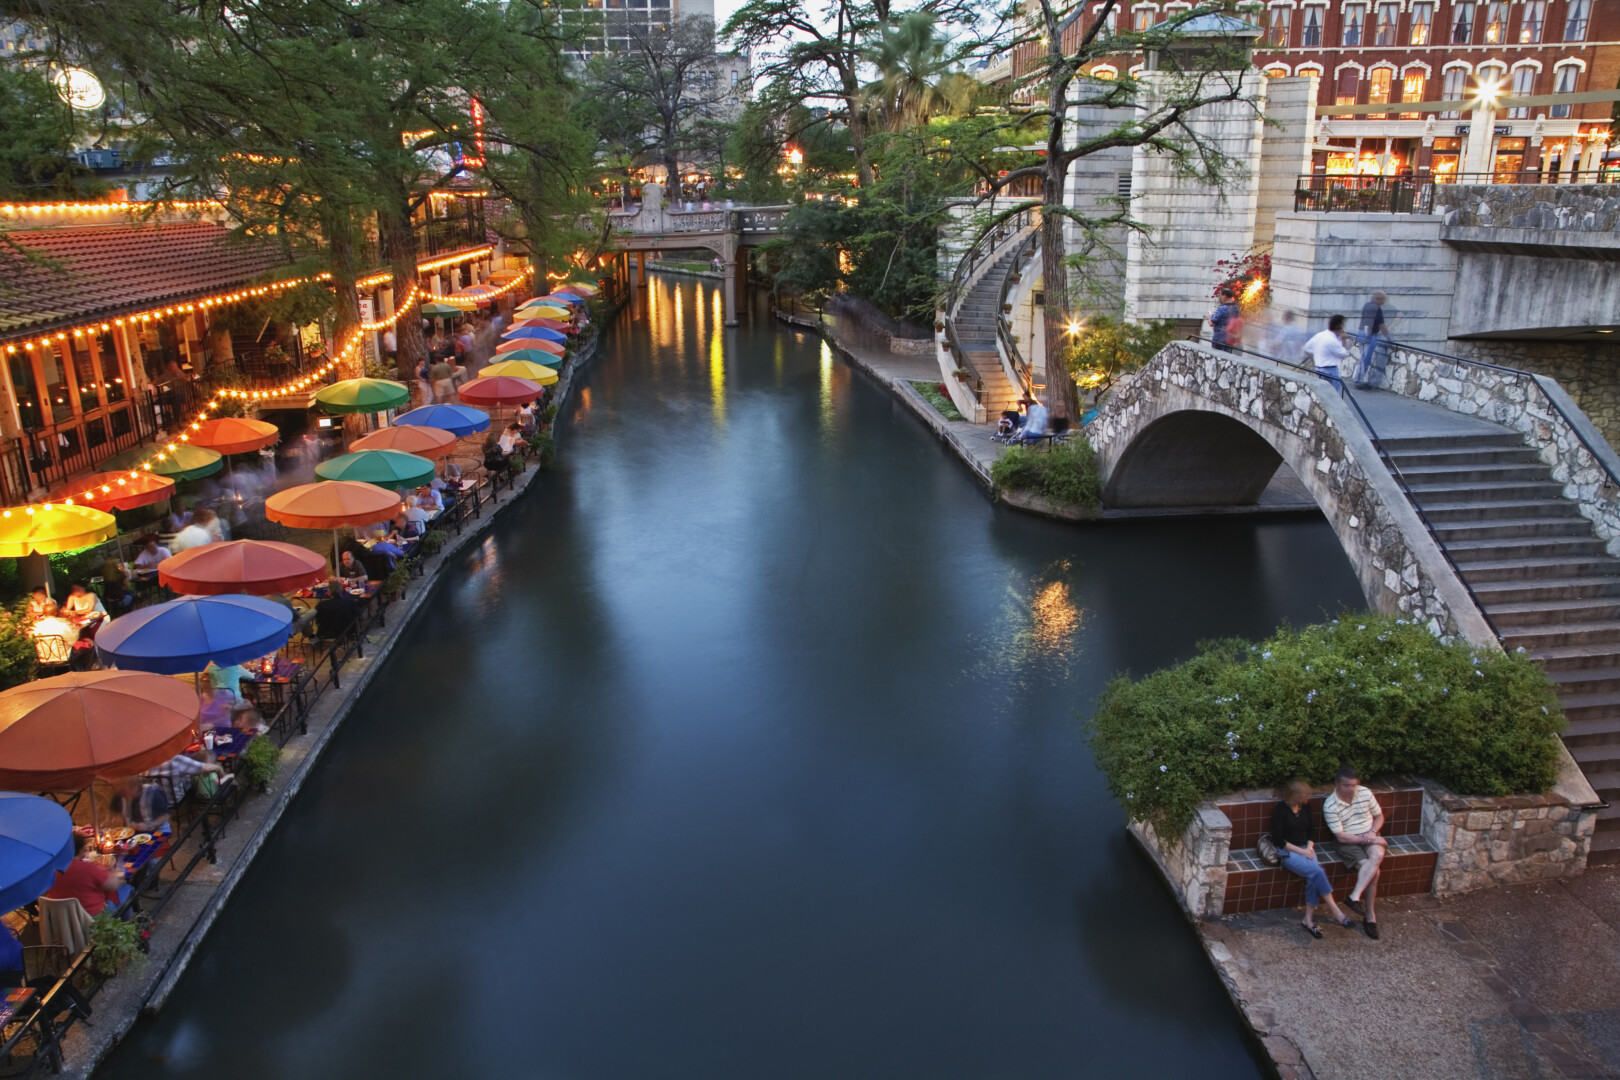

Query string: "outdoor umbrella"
[[96, 594, 294, 676], [559, 281, 598, 295], [0, 504, 116, 558], [490, 345, 562, 366], [537, 293, 582, 306], [0, 670, 198, 792], [516, 300, 569, 315], [315, 378, 410, 415], [487, 269, 525, 285], [509, 317, 571, 332], [0, 792, 73, 913], [46, 471, 175, 514], [502, 326, 567, 343], [392, 404, 490, 438], [497, 339, 564, 358], [350, 425, 458, 459], [419, 300, 463, 318], [188, 417, 280, 456], [315, 449, 436, 490], [103, 443, 222, 482], [459, 376, 544, 407], [480, 359, 559, 385], [265, 481, 402, 530], [157, 539, 327, 596]]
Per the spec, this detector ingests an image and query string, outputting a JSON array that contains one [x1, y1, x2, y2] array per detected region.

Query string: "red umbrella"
[[497, 338, 564, 357], [459, 376, 544, 407], [47, 471, 175, 513], [0, 671, 198, 792], [188, 417, 281, 456], [157, 539, 327, 596]]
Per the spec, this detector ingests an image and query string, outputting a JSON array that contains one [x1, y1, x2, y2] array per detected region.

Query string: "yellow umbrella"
[[480, 359, 559, 385], [516, 304, 569, 320], [0, 504, 116, 558]]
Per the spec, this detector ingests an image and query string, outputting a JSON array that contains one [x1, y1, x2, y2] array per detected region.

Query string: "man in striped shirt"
[[1323, 766, 1385, 940]]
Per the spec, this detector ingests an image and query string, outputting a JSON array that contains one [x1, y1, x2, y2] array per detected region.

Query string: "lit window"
[[1368, 68, 1392, 117], [1343, 3, 1365, 45], [1451, 1, 1474, 43], [1563, 0, 1589, 40], [1266, 65, 1289, 78], [1519, 0, 1545, 42], [1400, 72, 1426, 118], [1091, 66, 1117, 79], [1483, 2, 1508, 43], [1267, 5, 1290, 46], [1133, 6, 1154, 30], [1374, 2, 1398, 44], [1336, 69, 1360, 106], [1550, 64, 1578, 118], [1301, 5, 1323, 46], [1508, 65, 1535, 118], [1409, 2, 1433, 43], [1441, 66, 1467, 118]]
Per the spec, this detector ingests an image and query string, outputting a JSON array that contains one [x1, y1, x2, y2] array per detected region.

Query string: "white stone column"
[[1462, 103, 1497, 176], [722, 260, 738, 327]]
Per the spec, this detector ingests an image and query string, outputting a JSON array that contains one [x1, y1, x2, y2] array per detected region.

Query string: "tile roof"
[[0, 221, 295, 339]]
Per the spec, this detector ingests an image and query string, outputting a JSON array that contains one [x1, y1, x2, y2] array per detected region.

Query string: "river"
[[101, 276, 1366, 1078]]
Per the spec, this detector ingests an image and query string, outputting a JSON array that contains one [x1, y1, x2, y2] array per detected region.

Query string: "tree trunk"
[[1041, 60, 1081, 424], [845, 90, 876, 191], [379, 201, 427, 384], [322, 204, 364, 364]]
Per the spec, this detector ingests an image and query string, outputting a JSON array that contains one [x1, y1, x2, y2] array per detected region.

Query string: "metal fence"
[[1295, 170, 1619, 215]]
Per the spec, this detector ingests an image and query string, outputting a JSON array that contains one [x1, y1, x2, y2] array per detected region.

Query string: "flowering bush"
[[1212, 247, 1272, 305], [990, 440, 1102, 515], [1087, 613, 1565, 833]]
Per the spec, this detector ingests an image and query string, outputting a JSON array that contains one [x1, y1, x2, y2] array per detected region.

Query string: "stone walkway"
[[1202, 867, 1620, 1080]]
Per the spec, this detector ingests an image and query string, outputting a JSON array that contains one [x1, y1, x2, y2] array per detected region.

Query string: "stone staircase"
[[1382, 429, 1620, 861], [950, 249, 1022, 415]]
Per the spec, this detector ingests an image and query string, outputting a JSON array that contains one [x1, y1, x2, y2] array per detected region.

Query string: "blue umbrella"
[[502, 326, 567, 343], [96, 595, 294, 675], [393, 403, 491, 438], [537, 293, 583, 305], [0, 792, 74, 912]]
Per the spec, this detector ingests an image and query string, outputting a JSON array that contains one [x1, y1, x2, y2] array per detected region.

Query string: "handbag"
[[1256, 833, 1281, 867]]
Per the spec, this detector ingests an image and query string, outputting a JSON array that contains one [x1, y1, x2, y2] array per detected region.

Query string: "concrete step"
[[1472, 576, 1620, 604], [1395, 463, 1555, 486], [1378, 433, 1526, 453], [1561, 706, 1620, 742], [1529, 644, 1620, 672], [1432, 518, 1594, 542], [1569, 743, 1620, 773], [1384, 446, 1542, 468], [1550, 666, 1620, 696], [1455, 557, 1620, 582], [1421, 499, 1583, 523], [1502, 620, 1620, 650], [1444, 536, 1610, 561], [1483, 597, 1620, 627], [1407, 481, 1571, 504], [1587, 831, 1620, 863]]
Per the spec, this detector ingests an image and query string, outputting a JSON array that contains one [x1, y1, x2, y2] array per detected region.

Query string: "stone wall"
[[1090, 341, 1493, 642], [886, 334, 934, 357], [1129, 809, 1232, 920], [1382, 345, 1620, 557], [1444, 338, 1620, 448], [1433, 184, 1620, 232], [1420, 780, 1597, 894]]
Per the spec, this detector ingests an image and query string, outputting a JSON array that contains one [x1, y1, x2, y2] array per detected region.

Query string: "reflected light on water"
[[819, 340, 835, 437], [1027, 579, 1080, 657], [672, 284, 684, 347], [976, 563, 1084, 698], [710, 323, 726, 426]]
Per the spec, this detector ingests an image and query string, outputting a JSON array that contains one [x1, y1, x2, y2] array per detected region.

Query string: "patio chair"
[[35, 899, 90, 956]]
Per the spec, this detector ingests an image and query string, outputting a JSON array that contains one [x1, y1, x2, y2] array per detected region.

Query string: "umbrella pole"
[[89, 778, 101, 841], [331, 529, 340, 576]]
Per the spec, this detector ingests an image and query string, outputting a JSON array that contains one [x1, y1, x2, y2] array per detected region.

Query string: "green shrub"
[[88, 910, 148, 977], [238, 735, 282, 790], [381, 563, 410, 601], [418, 529, 448, 557], [0, 604, 36, 691], [540, 403, 558, 426], [909, 380, 964, 422], [528, 430, 557, 470], [990, 440, 1102, 516], [1086, 613, 1566, 834]]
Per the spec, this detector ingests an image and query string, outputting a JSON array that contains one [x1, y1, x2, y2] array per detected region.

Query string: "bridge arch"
[[1087, 341, 1494, 643]]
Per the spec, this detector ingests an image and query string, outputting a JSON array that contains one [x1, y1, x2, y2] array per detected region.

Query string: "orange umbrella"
[[188, 417, 280, 456], [509, 318, 570, 332], [158, 540, 327, 596], [46, 471, 175, 514], [265, 481, 401, 530], [350, 425, 458, 459], [459, 376, 544, 407], [0, 671, 198, 792], [497, 338, 564, 356]]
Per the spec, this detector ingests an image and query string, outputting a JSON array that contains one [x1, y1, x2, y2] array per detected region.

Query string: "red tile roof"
[[0, 221, 294, 339]]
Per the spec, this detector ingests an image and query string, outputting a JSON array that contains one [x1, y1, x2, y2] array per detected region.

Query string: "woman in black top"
[[1273, 780, 1353, 938]]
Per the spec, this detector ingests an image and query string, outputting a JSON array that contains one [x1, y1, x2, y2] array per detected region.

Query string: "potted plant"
[[953, 367, 973, 381], [89, 911, 149, 977], [1002, 303, 1013, 314]]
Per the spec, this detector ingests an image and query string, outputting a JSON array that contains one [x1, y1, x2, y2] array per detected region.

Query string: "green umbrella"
[[314, 449, 436, 490], [101, 443, 224, 482], [314, 378, 410, 415], [419, 301, 464, 317]]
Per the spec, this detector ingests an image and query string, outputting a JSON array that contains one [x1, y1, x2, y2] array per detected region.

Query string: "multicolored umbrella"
[[509, 317, 571, 332], [0, 793, 73, 912], [489, 348, 562, 369], [46, 471, 175, 514], [0, 671, 199, 791], [188, 417, 281, 456], [315, 449, 436, 490], [480, 359, 559, 385], [350, 425, 458, 459], [103, 443, 223, 481], [315, 378, 410, 415], [158, 539, 327, 596], [559, 281, 598, 296], [265, 481, 402, 530], [0, 503, 116, 558], [497, 338, 564, 357], [537, 293, 583, 306], [419, 300, 463, 318], [96, 594, 294, 676], [516, 302, 569, 319], [503, 326, 567, 343], [458, 376, 544, 407], [392, 404, 491, 438]]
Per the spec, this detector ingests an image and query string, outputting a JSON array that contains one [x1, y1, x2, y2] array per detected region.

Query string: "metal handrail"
[[942, 318, 984, 402], [995, 231, 1040, 394], [1186, 334, 1505, 641], [945, 203, 1039, 315]]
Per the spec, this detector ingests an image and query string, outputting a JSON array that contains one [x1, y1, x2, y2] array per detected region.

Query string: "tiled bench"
[[1217, 785, 1439, 915]]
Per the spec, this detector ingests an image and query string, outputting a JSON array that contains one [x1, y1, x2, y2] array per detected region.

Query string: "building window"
[[1508, 65, 1536, 118], [1441, 66, 1467, 118], [1091, 65, 1118, 79], [1367, 68, 1392, 117], [1301, 5, 1324, 45], [1266, 5, 1290, 46], [1343, 3, 1366, 45], [1519, 0, 1545, 42], [1550, 64, 1578, 117], [1374, 2, 1398, 44], [1409, 2, 1433, 43], [1266, 64, 1289, 77], [1483, 2, 1508, 42], [1336, 69, 1361, 105], [1133, 5, 1154, 30], [1563, 0, 1589, 40], [1451, 1, 1474, 43], [1400, 71, 1426, 118]]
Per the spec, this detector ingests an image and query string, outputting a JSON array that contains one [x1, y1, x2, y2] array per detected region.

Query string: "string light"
[[0, 199, 221, 218]]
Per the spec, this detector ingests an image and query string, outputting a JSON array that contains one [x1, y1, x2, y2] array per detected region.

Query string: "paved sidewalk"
[[1202, 867, 1620, 1080]]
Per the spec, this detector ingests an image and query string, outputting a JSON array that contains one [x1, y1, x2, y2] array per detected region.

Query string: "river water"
[[102, 277, 1365, 1079]]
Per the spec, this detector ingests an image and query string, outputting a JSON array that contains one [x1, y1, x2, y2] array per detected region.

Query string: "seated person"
[[43, 833, 124, 917], [402, 497, 431, 533], [1323, 766, 1386, 940], [109, 776, 171, 832], [23, 586, 57, 623], [482, 432, 510, 474], [1020, 397, 1050, 444], [132, 536, 172, 572], [100, 558, 134, 611], [314, 578, 361, 640], [497, 422, 522, 457], [517, 401, 537, 434], [389, 511, 422, 542], [1273, 780, 1353, 938], [338, 550, 369, 588], [61, 581, 106, 629], [997, 410, 1024, 439], [415, 485, 444, 514], [197, 684, 232, 731], [370, 534, 405, 568], [147, 748, 226, 805], [231, 702, 269, 736], [205, 659, 252, 703]]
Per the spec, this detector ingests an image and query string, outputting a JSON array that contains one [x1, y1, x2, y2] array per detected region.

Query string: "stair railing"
[[941, 203, 1040, 408], [995, 232, 1041, 395]]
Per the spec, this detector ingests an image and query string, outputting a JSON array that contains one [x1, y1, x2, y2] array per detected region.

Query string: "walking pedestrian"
[[1303, 315, 1351, 393], [1210, 288, 1241, 354], [1354, 291, 1391, 389]]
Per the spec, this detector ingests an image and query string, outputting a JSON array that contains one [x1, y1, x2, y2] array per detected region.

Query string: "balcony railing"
[[1295, 169, 1619, 215]]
